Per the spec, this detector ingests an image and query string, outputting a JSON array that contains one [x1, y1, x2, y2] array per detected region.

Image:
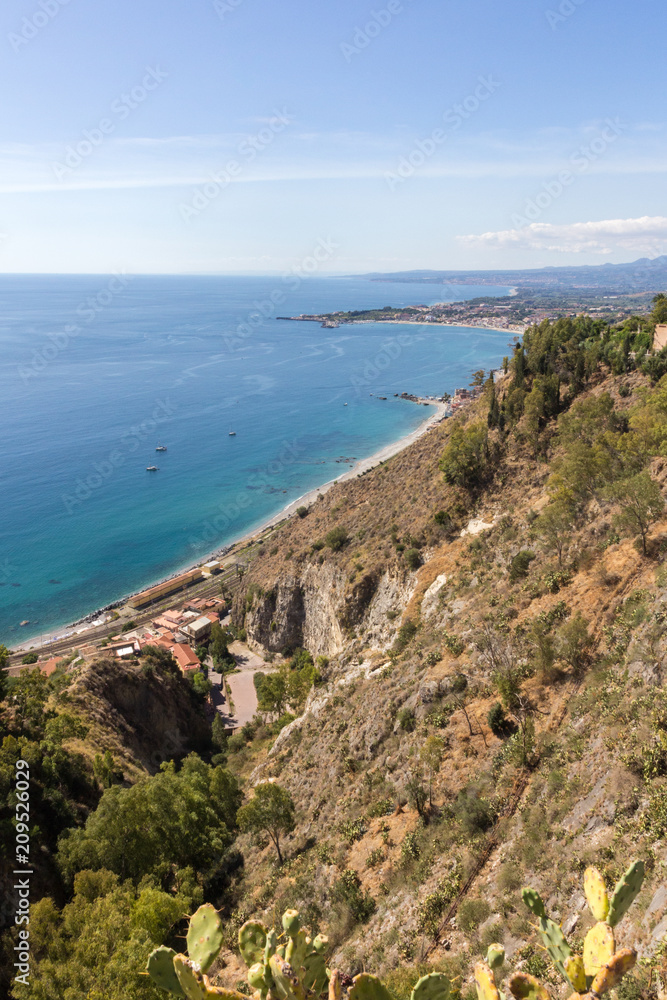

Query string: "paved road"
[[213, 641, 268, 729]]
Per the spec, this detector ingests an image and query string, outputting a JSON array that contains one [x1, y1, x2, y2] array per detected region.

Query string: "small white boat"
[[229, 430, 236, 436], [156, 443, 167, 452], [146, 466, 159, 471]]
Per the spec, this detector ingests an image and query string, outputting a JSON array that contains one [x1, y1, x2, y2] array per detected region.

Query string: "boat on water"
[[146, 465, 159, 471], [156, 443, 167, 452], [20, 620, 29, 626], [229, 430, 236, 436]]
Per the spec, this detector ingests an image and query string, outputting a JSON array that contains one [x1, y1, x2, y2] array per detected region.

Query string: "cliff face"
[[243, 563, 417, 657], [66, 657, 211, 776]]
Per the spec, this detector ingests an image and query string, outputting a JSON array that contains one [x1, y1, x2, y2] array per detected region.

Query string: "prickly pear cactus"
[[563, 955, 586, 994], [507, 973, 551, 1000], [521, 888, 547, 919], [474, 962, 500, 1000], [410, 972, 450, 1000], [583, 922, 615, 980], [606, 860, 645, 928], [147, 946, 185, 997], [583, 867, 609, 922], [486, 944, 505, 972], [173, 955, 209, 1000], [348, 973, 394, 1000], [590, 948, 637, 993], [239, 920, 268, 966], [537, 917, 572, 985], [187, 903, 225, 974]]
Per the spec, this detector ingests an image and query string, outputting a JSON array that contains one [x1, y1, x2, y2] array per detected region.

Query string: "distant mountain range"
[[360, 256, 667, 293]]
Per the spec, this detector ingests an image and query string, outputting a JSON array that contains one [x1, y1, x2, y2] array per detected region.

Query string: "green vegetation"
[[237, 781, 296, 865]]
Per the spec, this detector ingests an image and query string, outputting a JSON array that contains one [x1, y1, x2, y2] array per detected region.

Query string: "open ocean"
[[0, 274, 513, 645]]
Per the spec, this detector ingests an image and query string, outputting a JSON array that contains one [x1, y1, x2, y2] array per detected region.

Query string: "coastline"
[[15, 398, 449, 653]]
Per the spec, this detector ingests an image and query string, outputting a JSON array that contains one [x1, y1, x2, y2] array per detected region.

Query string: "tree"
[[256, 672, 287, 717], [420, 735, 445, 806], [440, 421, 488, 488], [191, 670, 212, 699], [237, 781, 295, 864], [210, 623, 234, 670], [604, 472, 665, 555], [58, 754, 241, 885], [533, 498, 575, 566], [470, 369, 486, 388]]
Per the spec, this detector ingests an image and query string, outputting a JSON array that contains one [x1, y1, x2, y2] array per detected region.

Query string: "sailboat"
[[156, 443, 167, 452], [229, 430, 236, 436]]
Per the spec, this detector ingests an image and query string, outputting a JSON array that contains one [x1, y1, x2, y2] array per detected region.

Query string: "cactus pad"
[[187, 904, 224, 973], [473, 963, 500, 1000], [283, 909, 301, 937], [537, 917, 572, 984], [238, 920, 268, 967], [485, 944, 505, 971], [269, 955, 302, 1000], [583, 868, 609, 922], [607, 861, 645, 928], [302, 950, 329, 994], [583, 922, 615, 979], [410, 972, 451, 1000], [173, 955, 208, 1000], [146, 946, 185, 996], [349, 973, 394, 1000], [507, 973, 551, 1000], [521, 888, 547, 919], [563, 955, 586, 994], [590, 948, 637, 994], [329, 970, 342, 1000]]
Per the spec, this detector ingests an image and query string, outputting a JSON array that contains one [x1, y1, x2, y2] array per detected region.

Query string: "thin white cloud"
[[459, 216, 667, 255]]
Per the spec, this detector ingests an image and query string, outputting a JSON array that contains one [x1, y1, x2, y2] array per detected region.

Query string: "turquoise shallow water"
[[0, 275, 512, 644]]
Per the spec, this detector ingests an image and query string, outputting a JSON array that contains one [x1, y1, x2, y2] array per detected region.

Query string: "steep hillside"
[[217, 312, 667, 998]]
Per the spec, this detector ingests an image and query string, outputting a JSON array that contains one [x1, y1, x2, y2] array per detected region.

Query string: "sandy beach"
[[14, 398, 449, 653]]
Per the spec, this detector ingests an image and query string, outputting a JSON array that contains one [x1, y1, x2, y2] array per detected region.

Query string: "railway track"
[[7, 566, 244, 673]]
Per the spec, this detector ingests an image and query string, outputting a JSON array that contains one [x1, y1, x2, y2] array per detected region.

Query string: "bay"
[[0, 275, 513, 643]]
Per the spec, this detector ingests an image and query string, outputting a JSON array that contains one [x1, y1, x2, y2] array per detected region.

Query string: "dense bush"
[[325, 526, 349, 551], [509, 550, 536, 583], [439, 421, 489, 488]]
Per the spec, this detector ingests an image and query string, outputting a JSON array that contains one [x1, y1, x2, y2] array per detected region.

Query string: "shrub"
[[450, 672, 468, 694], [227, 732, 246, 753], [338, 818, 367, 844], [497, 859, 523, 893], [457, 897, 491, 933], [325, 526, 349, 551], [405, 548, 422, 570], [393, 620, 418, 653], [296, 506, 308, 518], [487, 701, 508, 736], [21, 652, 39, 664], [434, 509, 452, 528], [332, 869, 376, 923], [509, 550, 536, 583], [397, 707, 416, 732]]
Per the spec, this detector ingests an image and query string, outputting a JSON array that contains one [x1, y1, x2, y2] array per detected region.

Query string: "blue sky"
[[0, 0, 665, 273]]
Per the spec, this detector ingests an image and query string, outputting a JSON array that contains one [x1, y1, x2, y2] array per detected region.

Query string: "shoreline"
[[283, 316, 526, 336], [15, 398, 449, 653]]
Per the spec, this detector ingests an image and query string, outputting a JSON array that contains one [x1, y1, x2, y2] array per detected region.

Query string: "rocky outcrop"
[[67, 657, 211, 774], [242, 562, 417, 657]]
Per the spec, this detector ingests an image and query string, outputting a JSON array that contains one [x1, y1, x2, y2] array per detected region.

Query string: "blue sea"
[[0, 275, 513, 645]]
